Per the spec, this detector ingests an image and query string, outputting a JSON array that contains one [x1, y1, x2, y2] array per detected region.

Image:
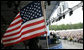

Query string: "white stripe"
[[6, 17, 43, 31], [7, 23, 21, 31], [15, 13, 20, 18], [2, 31, 21, 40], [7, 16, 44, 31], [3, 22, 45, 40], [4, 27, 21, 36], [21, 22, 45, 33], [11, 18, 21, 24], [3, 29, 46, 44], [3, 16, 45, 44], [21, 17, 44, 27], [23, 29, 46, 37]]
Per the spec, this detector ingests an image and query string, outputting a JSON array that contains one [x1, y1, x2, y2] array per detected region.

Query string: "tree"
[[49, 23, 83, 30]]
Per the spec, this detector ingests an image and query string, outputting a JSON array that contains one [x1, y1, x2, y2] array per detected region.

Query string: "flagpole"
[[41, 1, 49, 49]]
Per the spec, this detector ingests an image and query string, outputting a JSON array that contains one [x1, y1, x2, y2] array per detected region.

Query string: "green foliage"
[[49, 23, 83, 30]]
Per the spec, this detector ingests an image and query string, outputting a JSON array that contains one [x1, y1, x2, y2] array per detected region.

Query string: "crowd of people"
[[62, 36, 83, 43], [49, 30, 83, 43]]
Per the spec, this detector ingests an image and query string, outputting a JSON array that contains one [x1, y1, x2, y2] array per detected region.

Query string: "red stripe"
[[3, 28, 21, 38], [4, 31, 47, 47], [22, 31, 47, 41], [5, 14, 21, 33], [22, 25, 46, 35], [3, 19, 44, 38], [21, 19, 45, 30], [6, 25, 21, 33], [12, 16, 21, 23], [3, 34, 21, 42], [13, 14, 20, 21], [9, 19, 22, 28], [3, 25, 46, 42], [3, 13, 47, 47]]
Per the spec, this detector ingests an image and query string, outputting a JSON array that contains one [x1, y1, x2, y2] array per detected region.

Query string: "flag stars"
[[35, 12, 36, 14], [35, 3, 37, 5], [32, 11, 34, 13], [24, 9, 25, 10], [30, 13, 32, 15], [33, 14, 34, 16], [39, 14, 42, 16], [27, 7, 29, 9], [36, 6, 38, 8], [29, 10, 31, 12], [32, 8, 33, 10], [38, 3, 40, 5], [37, 10, 38, 11], [21, 1, 43, 24], [26, 10, 28, 11], [38, 7, 40, 9], [39, 10, 41, 12], [37, 13, 39, 15], [31, 17, 33, 19], [25, 12, 26, 14], [35, 16, 37, 17], [30, 8, 31, 9], [34, 5, 36, 7], [34, 8, 36, 10], [29, 16, 30, 17], [29, 13, 30, 14]]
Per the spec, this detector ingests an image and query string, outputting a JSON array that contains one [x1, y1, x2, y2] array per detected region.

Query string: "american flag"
[[2, 1, 47, 47]]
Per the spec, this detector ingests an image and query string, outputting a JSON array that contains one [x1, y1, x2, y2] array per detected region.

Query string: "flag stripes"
[[2, 13, 47, 47], [2, 1, 47, 47], [4, 31, 47, 47]]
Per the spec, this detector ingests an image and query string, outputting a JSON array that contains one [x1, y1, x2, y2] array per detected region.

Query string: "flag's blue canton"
[[20, 1, 43, 24]]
